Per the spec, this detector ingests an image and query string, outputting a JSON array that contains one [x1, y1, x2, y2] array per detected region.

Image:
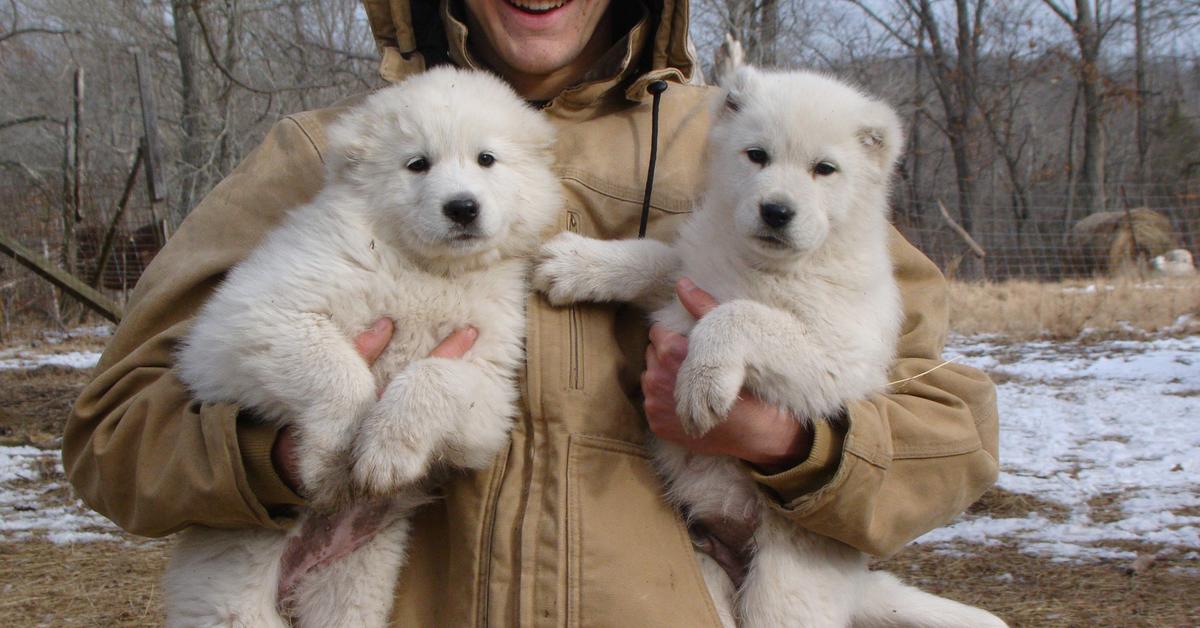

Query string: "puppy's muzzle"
[[443, 196, 480, 227], [759, 202, 794, 229]]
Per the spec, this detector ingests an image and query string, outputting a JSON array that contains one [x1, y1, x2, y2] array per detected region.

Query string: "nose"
[[443, 197, 479, 227], [759, 203, 794, 229]]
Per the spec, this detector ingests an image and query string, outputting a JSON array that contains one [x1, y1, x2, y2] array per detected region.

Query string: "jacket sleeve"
[[62, 114, 333, 537], [746, 229, 1000, 557]]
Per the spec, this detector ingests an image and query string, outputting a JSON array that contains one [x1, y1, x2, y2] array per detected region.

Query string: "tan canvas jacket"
[[64, 1, 999, 625]]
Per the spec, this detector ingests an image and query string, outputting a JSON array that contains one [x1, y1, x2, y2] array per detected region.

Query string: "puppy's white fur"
[[166, 67, 560, 627], [535, 61, 1006, 627]]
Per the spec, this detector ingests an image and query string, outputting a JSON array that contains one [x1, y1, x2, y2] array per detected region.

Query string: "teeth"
[[508, 0, 568, 12]]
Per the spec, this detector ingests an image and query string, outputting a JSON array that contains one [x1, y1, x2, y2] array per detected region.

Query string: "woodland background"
[[1, 1, 1199, 308]]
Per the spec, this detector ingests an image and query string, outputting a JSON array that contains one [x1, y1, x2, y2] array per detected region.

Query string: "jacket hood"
[[361, 0, 698, 105]]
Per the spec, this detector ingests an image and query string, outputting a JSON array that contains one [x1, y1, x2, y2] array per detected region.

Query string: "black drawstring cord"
[[638, 80, 669, 239]]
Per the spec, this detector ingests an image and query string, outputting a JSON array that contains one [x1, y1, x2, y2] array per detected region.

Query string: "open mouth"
[[754, 234, 792, 249], [504, 0, 570, 15]]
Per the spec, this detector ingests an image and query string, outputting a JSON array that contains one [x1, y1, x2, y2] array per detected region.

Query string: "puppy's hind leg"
[[164, 527, 290, 628], [850, 571, 1008, 628], [738, 513, 860, 628], [695, 552, 738, 628], [288, 515, 414, 628]]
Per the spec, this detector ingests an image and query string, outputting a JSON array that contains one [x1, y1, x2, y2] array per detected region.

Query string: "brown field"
[[2, 288, 1198, 626], [948, 275, 1200, 340]]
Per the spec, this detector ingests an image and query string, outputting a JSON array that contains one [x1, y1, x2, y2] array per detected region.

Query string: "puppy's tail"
[[854, 571, 1008, 628]]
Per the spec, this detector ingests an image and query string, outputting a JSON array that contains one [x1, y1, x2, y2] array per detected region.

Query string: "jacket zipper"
[[566, 211, 585, 390]]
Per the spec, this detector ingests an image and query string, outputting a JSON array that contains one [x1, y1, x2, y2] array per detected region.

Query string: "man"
[[65, 1, 999, 625]]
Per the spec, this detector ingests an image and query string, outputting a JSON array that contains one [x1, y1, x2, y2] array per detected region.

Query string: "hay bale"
[[1070, 209, 1180, 275]]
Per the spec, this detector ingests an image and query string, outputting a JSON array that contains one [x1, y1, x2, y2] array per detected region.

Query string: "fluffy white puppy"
[[534, 57, 1006, 627], [165, 67, 560, 628]]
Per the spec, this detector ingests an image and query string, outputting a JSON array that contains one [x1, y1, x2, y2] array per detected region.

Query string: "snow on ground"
[[0, 324, 109, 370], [1, 324, 1197, 560], [917, 334, 1200, 563], [0, 350, 102, 370], [0, 445, 122, 544]]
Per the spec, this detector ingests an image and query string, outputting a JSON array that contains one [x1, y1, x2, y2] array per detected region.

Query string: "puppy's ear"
[[856, 99, 904, 173], [324, 109, 372, 178], [713, 34, 746, 89]]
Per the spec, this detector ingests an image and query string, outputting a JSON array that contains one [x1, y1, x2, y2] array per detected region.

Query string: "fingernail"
[[371, 318, 391, 333], [465, 326, 479, 339], [679, 277, 696, 291]]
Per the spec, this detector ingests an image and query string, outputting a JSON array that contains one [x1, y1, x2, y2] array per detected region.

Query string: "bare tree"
[[1039, 0, 1122, 214], [847, 0, 987, 240]]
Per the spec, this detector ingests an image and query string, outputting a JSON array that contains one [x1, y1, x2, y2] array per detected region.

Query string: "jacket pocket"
[[565, 434, 725, 628]]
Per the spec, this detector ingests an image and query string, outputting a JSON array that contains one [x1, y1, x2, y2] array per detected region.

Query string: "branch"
[[937, 200, 986, 258], [843, 0, 919, 50], [0, 114, 59, 131], [1039, 0, 1074, 25], [0, 26, 77, 43], [189, 0, 341, 95]]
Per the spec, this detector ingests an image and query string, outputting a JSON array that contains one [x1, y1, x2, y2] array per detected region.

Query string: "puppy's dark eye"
[[746, 148, 769, 166], [477, 152, 496, 168], [406, 157, 430, 173], [814, 161, 838, 176]]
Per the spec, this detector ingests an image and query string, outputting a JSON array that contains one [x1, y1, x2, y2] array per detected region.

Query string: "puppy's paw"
[[674, 353, 744, 438], [295, 451, 352, 512], [533, 232, 594, 306], [350, 435, 431, 498], [442, 411, 514, 471]]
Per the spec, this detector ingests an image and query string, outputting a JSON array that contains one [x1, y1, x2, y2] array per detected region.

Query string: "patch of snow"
[[45, 530, 121, 544], [0, 446, 122, 543], [0, 349, 101, 370], [917, 335, 1200, 562]]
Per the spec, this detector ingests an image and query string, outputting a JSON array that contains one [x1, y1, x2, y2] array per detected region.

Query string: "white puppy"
[[165, 67, 560, 627], [534, 56, 1006, 627]]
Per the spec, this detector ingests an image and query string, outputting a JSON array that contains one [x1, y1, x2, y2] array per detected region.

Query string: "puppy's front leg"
[[533, 232, 679, 310], [258, 312, 379, 509], [674, 300, 809, 437], [351, 358, 515, 496]]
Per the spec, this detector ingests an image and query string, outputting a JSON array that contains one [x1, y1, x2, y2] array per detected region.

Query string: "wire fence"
[[897, 183, 1200, 281]]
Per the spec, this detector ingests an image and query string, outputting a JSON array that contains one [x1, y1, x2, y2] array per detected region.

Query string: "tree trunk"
[[172, 0, 205, 226], [1134, 0, 1148, 201], [1074, 0, 1105, 213]]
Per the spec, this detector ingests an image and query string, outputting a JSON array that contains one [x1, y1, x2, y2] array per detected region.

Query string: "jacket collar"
[[366, 0, 697, 109]]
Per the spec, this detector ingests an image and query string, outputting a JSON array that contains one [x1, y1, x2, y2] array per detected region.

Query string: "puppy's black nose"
[[760, 203, 794, 229], [443, 197, 479, 226]]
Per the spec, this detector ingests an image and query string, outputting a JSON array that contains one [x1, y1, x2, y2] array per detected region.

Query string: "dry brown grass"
[[948, 275, 1200, 339], [0, 539, 168, 627], [878, 543, 1200, 628]]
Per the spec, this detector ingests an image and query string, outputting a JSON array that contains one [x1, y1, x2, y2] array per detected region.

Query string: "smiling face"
[[705, 68, 903, 268], [326, 68, 561, 269], [462, 0, 614, 99]]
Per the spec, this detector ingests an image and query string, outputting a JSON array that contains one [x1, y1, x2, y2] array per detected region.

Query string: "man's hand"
[[643, 279, 813, 472], [271, 319, 479, 494]]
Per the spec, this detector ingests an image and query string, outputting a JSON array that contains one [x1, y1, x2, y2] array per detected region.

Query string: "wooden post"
[[91, 145, 145, 288], [73, 67, 85, 223], [133, 51, 165, 204], [0, 231, 122, 323]]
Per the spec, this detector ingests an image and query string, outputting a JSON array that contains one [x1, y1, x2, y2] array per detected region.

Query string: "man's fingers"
[[354, 318, 394, 365], [648, 323, 688, 368], [677, 277, 719, 319], [429, 326, 479, 359]]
